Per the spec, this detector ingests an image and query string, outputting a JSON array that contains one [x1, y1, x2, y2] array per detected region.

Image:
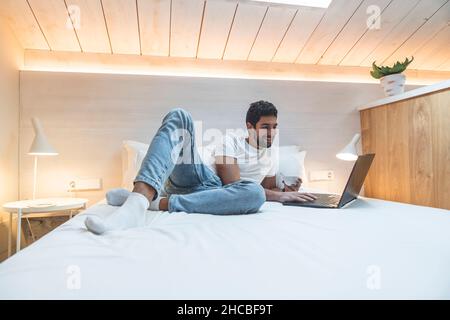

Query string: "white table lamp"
[[336, 133, 360, 161], [28, 117, 58, 200]]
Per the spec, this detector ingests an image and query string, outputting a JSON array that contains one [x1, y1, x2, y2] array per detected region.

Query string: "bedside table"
[[3, 197, 88, 257]]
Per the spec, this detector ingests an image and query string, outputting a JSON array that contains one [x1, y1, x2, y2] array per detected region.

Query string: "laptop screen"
[[337, 154, 375, 207]]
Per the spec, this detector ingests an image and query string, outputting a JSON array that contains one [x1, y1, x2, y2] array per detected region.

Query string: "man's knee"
[[165, 107, 193, 124], [239, 180, 266, 213], [162, 108, 194, 134]]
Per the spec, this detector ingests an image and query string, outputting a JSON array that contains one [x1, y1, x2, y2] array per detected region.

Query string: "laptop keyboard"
[[310, 193, 341, 206], [283, 193, 342, 207]]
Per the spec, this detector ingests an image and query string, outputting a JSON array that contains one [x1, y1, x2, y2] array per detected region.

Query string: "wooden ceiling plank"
[[138, 0, 171, 57], [412, 26, 450, 70], [383, 1, 450, 66], [170, 0, 205, 58], [422, 47, 450, 70], [339, 0, 421, 67], [360, 0, 448, 67], [196, 0, 238, 59], [272, 7, 324, 63], [222, 2, 268, 61], [437, 56, 450, 71], [28, 0, 81, 51], [101, 0, 140, 55], [295, 0, 364, 65], [318, 0, 392, 66], [0, 0, 49, 50], [65, 0, 111, 53], [247, 5, 297, 62]]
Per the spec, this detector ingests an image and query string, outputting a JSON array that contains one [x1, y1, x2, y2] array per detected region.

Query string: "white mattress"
[[0, 196, 449, 299]]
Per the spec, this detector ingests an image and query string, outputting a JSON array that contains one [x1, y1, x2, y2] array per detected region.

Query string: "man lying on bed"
[[85, 101, 317, 234]]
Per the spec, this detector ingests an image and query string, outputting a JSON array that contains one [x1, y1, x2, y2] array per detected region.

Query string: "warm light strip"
[[22, 50, 450, 86], [22, 65, 445, 85], [23, 64, 380, 84], [251, 0, 333, 8]]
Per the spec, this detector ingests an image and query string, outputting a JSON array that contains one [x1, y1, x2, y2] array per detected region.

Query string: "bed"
[[0, 193, 449, 299]]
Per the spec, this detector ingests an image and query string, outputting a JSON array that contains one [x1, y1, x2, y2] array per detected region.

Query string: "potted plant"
[[370, 57, 414, 97]]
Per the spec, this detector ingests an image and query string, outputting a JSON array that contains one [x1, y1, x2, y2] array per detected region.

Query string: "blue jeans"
[[134, 108, 266, 214]]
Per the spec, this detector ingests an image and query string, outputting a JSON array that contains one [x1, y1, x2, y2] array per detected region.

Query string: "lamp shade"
[[336, 133, 360, 161], [28, 117, 58, 156]]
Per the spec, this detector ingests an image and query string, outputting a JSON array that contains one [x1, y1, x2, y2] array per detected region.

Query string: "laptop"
[[283, 153, 375, 209]]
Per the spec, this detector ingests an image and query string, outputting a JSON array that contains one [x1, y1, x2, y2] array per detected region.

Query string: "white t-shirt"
[[200, 133, 277, 184]]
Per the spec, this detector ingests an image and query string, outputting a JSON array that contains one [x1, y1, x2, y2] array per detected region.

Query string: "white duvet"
[[0, 196, 449, 299]]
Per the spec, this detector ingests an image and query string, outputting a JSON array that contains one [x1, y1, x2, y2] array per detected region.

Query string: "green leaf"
[[369, 57, 413, 78], [370, 70, 382, 79]]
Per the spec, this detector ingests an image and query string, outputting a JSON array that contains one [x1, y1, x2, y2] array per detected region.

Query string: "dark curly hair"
[[246, 100, 278, 127]]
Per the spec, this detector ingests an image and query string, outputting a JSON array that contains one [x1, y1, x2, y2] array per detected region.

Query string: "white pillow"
[[274, 146, 307, 187], [122, 140, 149, 190]]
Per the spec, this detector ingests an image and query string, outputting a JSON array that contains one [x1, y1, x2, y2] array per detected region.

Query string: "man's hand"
[[282, 178, 302, 192], [278, 192, 317, 203], [263, 176, 316, 203]]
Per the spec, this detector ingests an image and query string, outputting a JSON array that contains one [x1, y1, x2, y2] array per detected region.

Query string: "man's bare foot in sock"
[[85, 192, 150, 234], [85, 182, 156, 235]]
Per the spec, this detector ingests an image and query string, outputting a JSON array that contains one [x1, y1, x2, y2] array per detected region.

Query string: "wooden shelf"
[[358, 79, 450, 111]]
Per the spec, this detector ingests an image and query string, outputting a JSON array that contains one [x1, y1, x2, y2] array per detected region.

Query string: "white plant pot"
[[380, 73, 406, 97]]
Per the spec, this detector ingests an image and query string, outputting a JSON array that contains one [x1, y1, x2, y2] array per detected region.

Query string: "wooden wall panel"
[[386, 100, 410, 203], [372, 106, 388, 199], [360, 110, 374, 196], [360, 89, 450, 209], [409, 96, 434, 207], [432, 91, 450, 209], [0, 17, 23, 260]]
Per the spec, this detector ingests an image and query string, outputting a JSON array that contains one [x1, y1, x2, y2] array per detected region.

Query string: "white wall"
[[0, 18, 23, 260], [19, 71, 419, 206]]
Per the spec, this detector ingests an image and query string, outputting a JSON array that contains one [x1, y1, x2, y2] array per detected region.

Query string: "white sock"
[[85, 192, 149, 235], [106, 188, 131, 206], [149, 196, 162, 211]]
